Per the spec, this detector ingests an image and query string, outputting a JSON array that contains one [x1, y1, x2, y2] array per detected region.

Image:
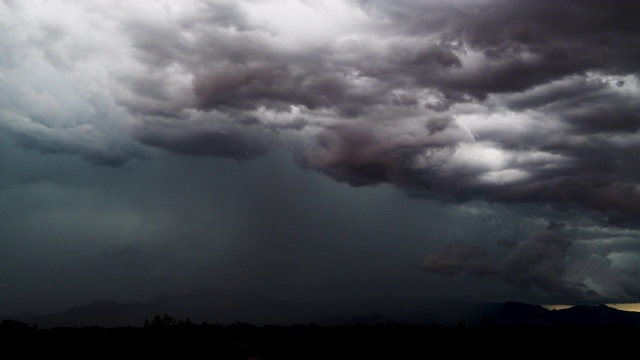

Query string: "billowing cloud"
[[3, 0, 639, 223], [423, 222, 640, 304], [2, 0, 640, 308]]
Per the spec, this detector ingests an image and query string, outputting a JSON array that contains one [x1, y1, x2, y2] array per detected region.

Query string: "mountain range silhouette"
[[3, 288, 640, 329]]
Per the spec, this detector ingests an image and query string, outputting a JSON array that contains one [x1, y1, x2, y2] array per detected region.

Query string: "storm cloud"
[[1, 0, 640, 311]]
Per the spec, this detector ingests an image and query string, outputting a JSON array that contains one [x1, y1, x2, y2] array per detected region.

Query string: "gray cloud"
[[2, 0, 640, 309], [423, 217, 640, 305], [423, 224, 617, 304], [98, 0, 640, 225]]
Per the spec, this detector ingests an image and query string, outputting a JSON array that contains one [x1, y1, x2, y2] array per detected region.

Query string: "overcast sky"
[[1, 0, 640, 315]]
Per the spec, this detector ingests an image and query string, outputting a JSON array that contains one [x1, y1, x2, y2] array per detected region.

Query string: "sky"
[[1, 0, 640, 316]]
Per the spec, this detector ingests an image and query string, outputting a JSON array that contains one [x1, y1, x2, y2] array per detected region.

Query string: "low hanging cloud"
[[422, 223, 640, 304], [1, 0, 640, 224]]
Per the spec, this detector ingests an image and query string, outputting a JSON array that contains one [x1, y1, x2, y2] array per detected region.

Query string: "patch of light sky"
[[543, 304, 640, 312], [242, 0, 370, 45]]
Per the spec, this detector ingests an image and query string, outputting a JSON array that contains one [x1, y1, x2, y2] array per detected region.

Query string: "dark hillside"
[[2, 318, 639, 360]]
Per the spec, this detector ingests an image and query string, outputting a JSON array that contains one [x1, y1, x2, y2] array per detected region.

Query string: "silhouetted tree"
[[144, 313, 177, 328], [178, 317, 194, 327], [144, 313, 194, 328]]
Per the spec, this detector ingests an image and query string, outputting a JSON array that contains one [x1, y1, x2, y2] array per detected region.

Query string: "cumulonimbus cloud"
[[2, 0, 640, 225], [422, 223, 640, 304]]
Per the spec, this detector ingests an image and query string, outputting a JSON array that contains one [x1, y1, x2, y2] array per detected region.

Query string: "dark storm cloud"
[[502, 75, 640, 134], [6, 121, 129, 167], [114, 1, 393, 159], [3, 0, 640, 309], [3, 0, 640, 210], [131, 117, 273, 160], [87, 0, 640, 228], [423, 224, 611, 303]]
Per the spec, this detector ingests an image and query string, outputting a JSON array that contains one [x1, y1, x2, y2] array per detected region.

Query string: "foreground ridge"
[[2, 319, 640, 360]]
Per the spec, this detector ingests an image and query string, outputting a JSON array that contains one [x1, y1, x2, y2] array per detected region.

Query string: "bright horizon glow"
[[542, 303, 640, 312]]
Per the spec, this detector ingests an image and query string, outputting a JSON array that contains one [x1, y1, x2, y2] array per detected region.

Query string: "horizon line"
[[542, 303, 640, 312]]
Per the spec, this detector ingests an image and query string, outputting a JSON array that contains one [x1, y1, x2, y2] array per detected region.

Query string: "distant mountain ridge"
[[456, 301, 640, 328], [3, 289, 640, 329], [1, 288, 365, 328]]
